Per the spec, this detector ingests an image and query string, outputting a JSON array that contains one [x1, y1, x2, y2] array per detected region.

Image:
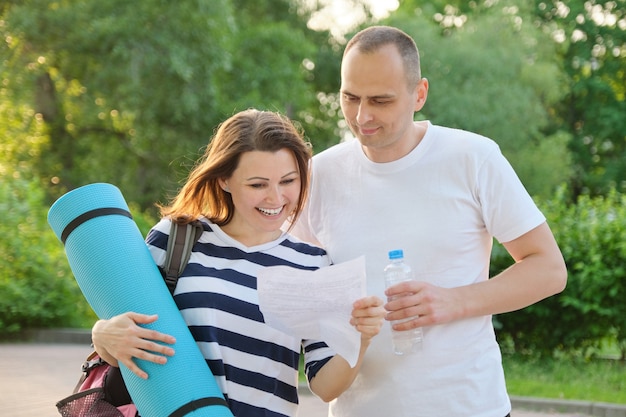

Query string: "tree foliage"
[[494, 187, 626, 360], [533, 0, 626, 197], [3, 0, 238, 209], [0, 175, 93, 333], [1, 0, 334, 211]]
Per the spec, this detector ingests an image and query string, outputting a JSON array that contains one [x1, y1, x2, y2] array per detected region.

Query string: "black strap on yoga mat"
[[61, 207, 133, 244], [168, 397, 230, 417]]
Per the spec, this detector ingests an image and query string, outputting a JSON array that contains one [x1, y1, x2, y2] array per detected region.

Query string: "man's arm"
[[385, 222, 567, 328]]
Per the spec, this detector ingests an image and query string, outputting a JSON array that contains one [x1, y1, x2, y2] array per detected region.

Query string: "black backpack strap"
[[162, 220, 204, 294]]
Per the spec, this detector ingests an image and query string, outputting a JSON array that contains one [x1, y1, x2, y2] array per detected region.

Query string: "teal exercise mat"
[[48, 183, 233, 417]]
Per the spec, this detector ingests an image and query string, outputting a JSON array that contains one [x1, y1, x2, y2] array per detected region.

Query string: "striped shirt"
[[146, 218, 335, 417]]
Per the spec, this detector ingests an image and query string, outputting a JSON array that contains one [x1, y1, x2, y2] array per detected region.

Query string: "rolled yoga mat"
[[48, 183, 233, 417]]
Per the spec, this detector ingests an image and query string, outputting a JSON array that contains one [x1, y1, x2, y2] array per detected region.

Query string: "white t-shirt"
[[291, 121, 545, 417]]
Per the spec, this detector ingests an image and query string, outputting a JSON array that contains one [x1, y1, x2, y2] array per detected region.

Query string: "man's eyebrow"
[[340, 89, 358, 97], [340, 89, 394, 100], [370, 94, 395, 99]]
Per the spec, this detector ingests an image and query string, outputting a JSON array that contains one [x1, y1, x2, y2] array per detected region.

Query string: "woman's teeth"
[[257, 207, 283, 216]]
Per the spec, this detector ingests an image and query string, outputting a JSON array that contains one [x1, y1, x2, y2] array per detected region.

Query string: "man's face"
[[340, 44, 426, 162]]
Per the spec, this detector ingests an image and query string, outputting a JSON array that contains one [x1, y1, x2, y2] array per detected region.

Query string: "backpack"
[[56, 220, 204, 417]]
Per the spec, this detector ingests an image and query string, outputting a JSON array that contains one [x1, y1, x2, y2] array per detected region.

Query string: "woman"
[[92, 109, 384, 417]]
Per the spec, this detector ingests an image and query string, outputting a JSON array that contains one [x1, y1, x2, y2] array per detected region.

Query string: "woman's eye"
[[281, 178, 296, 185]]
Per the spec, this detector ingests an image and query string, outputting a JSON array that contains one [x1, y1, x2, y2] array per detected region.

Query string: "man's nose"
[[356, 102, 373, 125]]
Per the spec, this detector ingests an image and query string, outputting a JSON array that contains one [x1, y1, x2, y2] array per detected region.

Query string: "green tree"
[[3, 0, 236, 210], [0, 174, 94, 333], [532, 0, 626, 197], [225, 0, 342, 152]]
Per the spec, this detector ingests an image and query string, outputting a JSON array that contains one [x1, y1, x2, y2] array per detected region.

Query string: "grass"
[[502, 353, 626, 404], [299, 353, 626, 405]]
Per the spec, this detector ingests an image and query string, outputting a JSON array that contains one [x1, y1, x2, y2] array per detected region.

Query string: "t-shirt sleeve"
[[144, 218, 172, 267], [302, 339, 335, 382], [478, 147, 546, 243]]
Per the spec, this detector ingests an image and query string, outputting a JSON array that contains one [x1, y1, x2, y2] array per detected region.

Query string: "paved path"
[[0, 342, 592, 417]]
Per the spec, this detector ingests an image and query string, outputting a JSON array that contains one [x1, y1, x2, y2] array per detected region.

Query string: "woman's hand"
[[92, 312, 176, 379], [350, 296, 385, 342]]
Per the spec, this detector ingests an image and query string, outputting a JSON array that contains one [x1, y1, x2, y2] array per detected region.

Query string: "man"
[[292, 26, 567, 417]]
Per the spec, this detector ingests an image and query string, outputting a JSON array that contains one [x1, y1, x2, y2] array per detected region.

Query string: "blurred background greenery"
[[1, 0, 625, 375]]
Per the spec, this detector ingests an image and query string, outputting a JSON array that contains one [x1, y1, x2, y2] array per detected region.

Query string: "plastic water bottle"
[[384, 249, 423, 355]]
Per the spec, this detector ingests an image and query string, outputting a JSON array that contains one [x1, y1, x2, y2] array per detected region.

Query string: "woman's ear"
[[218, 179, 230, 193]]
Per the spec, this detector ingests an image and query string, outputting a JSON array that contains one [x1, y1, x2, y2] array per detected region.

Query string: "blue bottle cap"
[[388, 249, 404, 260]]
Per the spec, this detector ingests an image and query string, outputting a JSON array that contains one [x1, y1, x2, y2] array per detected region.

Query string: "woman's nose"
[[266, 185, 282, 203]]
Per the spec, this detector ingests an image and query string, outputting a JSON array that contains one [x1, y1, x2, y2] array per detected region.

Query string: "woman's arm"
[[308, 296, 384, 402]]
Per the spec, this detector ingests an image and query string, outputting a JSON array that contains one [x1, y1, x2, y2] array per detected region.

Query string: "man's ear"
[[414, 78, 429, 112]]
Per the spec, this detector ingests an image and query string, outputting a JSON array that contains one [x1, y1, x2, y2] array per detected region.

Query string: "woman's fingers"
[[351, 296, 385, 338]]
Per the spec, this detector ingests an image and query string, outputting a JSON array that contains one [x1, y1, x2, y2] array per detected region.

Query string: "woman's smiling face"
[[219, 149, 301, 246]]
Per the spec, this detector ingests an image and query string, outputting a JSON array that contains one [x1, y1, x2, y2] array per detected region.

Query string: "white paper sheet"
[[257, 256, 367, 367]]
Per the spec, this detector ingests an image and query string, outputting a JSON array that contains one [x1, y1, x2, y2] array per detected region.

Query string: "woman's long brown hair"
[[159, 109, 312, 230]]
